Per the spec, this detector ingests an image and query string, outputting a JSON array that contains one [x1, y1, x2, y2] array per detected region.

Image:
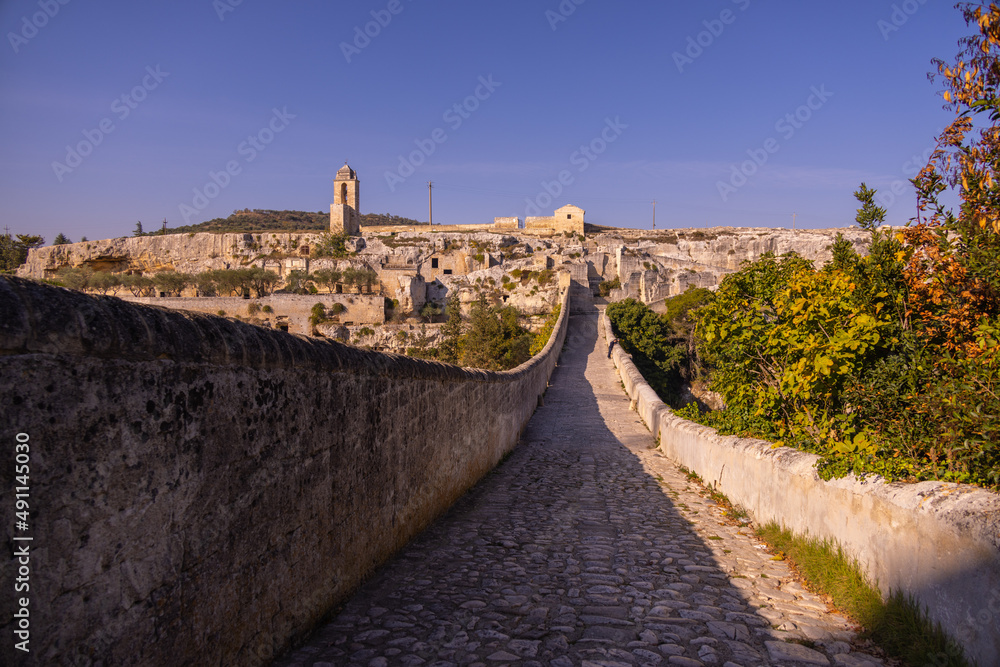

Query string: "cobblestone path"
[[274, 312, 887, 667]]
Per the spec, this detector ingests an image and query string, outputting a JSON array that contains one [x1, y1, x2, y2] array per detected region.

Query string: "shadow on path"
[[273, 312, 858, 667]]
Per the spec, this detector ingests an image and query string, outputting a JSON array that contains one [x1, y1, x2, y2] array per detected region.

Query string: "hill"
[[147, 209, 425, 235]]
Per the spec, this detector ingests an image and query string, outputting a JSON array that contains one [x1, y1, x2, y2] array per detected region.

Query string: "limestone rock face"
[[16, 232, 323, 278], [16, 225, 874, 315], [595, 227, 873, 303]]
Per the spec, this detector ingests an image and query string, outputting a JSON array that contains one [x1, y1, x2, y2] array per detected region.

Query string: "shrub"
[[598, 277, 620, 297], [530, 305, 561, 356], [309, 303, 326, 327], [312, 232, 348, 258]]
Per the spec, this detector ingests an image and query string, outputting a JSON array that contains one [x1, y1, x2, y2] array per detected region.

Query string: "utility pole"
[[428, 181, 433, 228], [792, 212, 797, 232], [652, 200, 657, 230]]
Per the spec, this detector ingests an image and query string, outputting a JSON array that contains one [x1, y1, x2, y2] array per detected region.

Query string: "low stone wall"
[[601, 312, 1000, 666], [0, 277, 569, 667]]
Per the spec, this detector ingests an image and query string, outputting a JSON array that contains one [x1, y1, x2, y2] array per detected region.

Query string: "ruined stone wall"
[[0, 277, 570, 667], [601, 312, 1000, 666], [492, 217, 520, 230]]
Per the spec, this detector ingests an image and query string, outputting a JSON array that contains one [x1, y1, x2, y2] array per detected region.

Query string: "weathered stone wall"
[[601, 313, 1000, 666], [120, 293, 386, 333], [492, 217, 520, 230], [0, 277, 569, 667]]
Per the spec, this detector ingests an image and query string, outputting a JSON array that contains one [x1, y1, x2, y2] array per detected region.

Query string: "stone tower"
[[330, 163, 361, 235]]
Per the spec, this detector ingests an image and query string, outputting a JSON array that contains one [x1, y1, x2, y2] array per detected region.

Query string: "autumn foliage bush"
[[660, 5, 1000, 490]]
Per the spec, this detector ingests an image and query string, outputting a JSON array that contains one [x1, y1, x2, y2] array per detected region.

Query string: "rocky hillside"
[[16, 225, 875, 317], [142, 209, 424, 235]]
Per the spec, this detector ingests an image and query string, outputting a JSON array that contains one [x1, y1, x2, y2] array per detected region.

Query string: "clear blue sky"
[[0, 0, 972, 244]]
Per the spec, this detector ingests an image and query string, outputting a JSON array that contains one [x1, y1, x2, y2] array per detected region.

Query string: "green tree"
[[606, 288, 713, 408], [459, 294, 532, 371], [193, 271, 219, 297], [312, 268, 342, 293], [133, 221, 144, 237], [89, 271, 122, 295], [419, 301, 442, 323], [826, 233, 858, 273], [247, 267, 280, 297], [0, 233, 44, 272], [153, 270, 190, 296], [122, 274, 156, 297], [438, 293, 463, 364], [54, 266, 94, 291], [209, 269, 243, 297], [53, 233, 70, 245], [358, 268, 378, 293], [341, 267, 359, 292], [282, 269, 312, 294]]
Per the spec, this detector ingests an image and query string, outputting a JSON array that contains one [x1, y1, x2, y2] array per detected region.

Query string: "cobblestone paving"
[[274, 312, 888, 667]]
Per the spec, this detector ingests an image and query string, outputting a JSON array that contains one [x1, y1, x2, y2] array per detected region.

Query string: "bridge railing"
[[0, 277, 569, 667], [600, 310, 1000, 666]]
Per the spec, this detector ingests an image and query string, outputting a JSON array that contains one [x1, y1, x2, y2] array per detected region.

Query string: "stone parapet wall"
[[0, 278, 569, 666], [600, 312, 1000, 666]]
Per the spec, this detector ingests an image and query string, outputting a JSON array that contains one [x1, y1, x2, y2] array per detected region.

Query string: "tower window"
[[443, 269, 452, 275], [431, 258, 439, 268], [567, 214, 572, 219]]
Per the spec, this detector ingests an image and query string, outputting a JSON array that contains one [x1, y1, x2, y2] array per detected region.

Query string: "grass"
[[678, 465, 751, 524], [757, 523, 969, 667], [672, 465, 969, 666]]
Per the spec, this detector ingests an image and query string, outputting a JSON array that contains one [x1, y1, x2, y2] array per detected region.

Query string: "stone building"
[[330, 163, 361, 235], [525, 205, 585, 235]]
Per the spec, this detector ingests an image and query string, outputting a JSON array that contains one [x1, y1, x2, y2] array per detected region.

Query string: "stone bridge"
[[2, 276, 998, 666]]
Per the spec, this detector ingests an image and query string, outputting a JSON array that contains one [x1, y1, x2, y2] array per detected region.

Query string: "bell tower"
[[330, 163, 360, 235]]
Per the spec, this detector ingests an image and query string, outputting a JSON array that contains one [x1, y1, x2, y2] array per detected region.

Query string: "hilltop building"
[[526, 205, 585, 235], [331, 163, 361, 235]]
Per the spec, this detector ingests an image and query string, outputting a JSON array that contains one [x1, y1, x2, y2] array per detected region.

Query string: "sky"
[[0, 0, 974, 245]]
